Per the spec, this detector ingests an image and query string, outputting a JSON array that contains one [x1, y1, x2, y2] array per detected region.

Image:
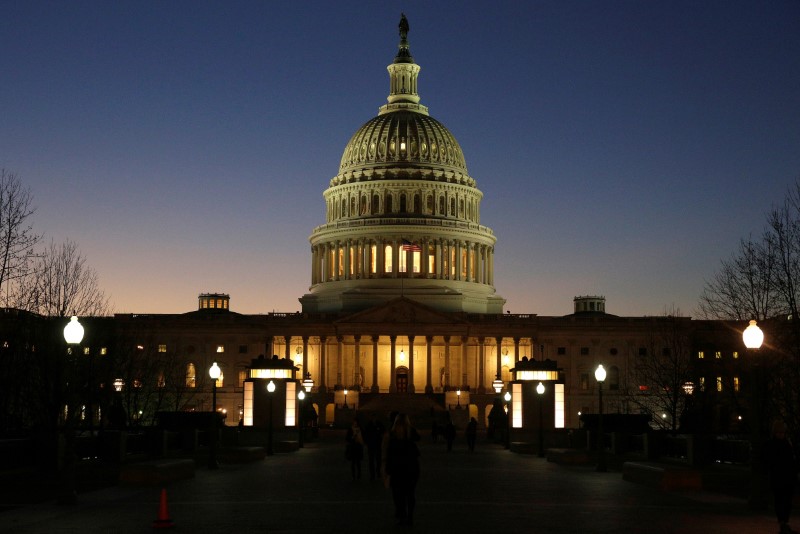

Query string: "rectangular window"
[[158, 344, 167, 353], [239, 345, 248, 354], [285, 381, 296, 426], [580, 347, 589, 356], [243, 382, 253, 426], [557, 347, 566, 355], [580, 373, 589, 390], [512, 382, 523, 428], [384, 245, 393, 273], [733, 351, 739, 359], [216, 345, 225, 353], [238, 370, 247, 388], [555, 384, 565, 429], [716, 376, 723, 392], [698, 351, 704, 359], [734, 376, 740, 392], [100, 347, 107, 355], [83, 347, 90, 355], [370, 244, 377, 274], [715, 351, 722, 359], [412, 250, 421, 273]]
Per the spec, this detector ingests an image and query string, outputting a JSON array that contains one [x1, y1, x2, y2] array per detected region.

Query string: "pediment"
[[335, 297, 466, 326]]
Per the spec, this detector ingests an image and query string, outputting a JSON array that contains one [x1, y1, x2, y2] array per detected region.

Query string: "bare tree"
[[0, 170, 40, 304], [14, 239, 110, 317], [624, 312, 694, 432]]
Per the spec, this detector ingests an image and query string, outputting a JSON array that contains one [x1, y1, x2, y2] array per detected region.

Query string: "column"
[[444, 336, 451, 388], [408, 335, 415, 393], [495, 336, 503, 380], [455, 241, 462, 281], [371, 335, 379, 393], [392, 240, 399, 278], [302, 336, 309, 376], [319, 336, 327, 393], [354, 335, 361, 389], [435, 239, 442, 279], [336, 336, 344, 387], [389, 335, 397, 393], [334, 241, 341, 281], [513, 337, 520, 368], [478, 337, 486, 394], [425, 335, 433, 394], [284, 336, 291, 360], [461, 336, 468, 388]]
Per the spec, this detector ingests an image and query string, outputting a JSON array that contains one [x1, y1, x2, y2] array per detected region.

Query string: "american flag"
[[401, 239, 421, 252]]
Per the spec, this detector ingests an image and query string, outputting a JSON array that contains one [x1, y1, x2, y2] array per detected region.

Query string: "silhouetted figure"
[[443, 416, 456, 452], [384, 413, 420, 526], [767, 420, 798, 533], [345, 418, 364, 480], [364, 414, 385, 480], [466, 417, 478, 452]]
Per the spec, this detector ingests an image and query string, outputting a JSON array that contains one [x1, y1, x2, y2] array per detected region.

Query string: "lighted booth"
[[242, 355, 302, 452], [507, 358, 565, 454]]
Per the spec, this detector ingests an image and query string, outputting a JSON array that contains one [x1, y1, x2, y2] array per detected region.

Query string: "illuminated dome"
[[301, 15, 504, 315], [338, 112, 469, 180]]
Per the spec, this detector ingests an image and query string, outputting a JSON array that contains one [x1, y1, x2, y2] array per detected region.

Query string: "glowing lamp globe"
[[595, 364, 607, 383], [209, 362, 221, 380], [742, 320, 764, 349], [63, 316, 84, 344], [536, 382, 545, 395]]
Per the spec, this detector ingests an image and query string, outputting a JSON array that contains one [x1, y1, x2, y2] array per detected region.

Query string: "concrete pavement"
[[0, 430, 785, 533]]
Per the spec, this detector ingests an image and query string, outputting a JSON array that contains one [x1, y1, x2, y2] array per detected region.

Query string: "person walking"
[[766, 420, 798, 534], [384, 413, 420, 526], [364, 414, 385, 481], [443, 415, 456, 452], [466, 417, 478, 452], [345, 418, 364, 480]]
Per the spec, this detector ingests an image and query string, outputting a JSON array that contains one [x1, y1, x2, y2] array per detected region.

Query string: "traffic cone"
[[152, 488, 174, 529]]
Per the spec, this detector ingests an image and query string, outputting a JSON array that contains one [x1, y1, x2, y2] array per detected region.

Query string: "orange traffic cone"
[[152, 488, 174, 529]]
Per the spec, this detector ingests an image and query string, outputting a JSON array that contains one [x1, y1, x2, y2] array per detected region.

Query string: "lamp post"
[[298, 390, 305, 448], [492, 374, 503, 394], [266, 380, 276, 456], [60, 315, 84, 505], [537, 382, 545, 458], [743, 320, 766, 510], [595, 364, 607, 472], [343, 388, 348, 409], [208, 362, 220, 469], [503, 390, 511, 449], [456, 389, 461, 409]]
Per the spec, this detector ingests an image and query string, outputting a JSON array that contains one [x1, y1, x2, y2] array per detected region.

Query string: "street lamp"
[[595, 364, 607, 472], [503, 390, 511, 449], [298, 390, 306, 448], [59, 315, 84, 505], [343, 388, 348, 409], [456, 389, 461, 409], [492, 374, 504, 394], [266, 380, 276, 456], [537, 382, 545, 458], [208, 362, 221, 469], [743, 320, 766, 509], [302, 372, 314, 393]]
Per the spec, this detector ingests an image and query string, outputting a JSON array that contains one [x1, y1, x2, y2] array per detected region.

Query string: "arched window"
[[385, 194, 393, 214], [186, 363, 196, 388], [414, 194, 422, 214], [459, 199, 464, 217], [384, 245, 393, 273], [450, 198, 456, 216], [350, 197, 356, 217], [372, 194, 380, 214], [609, 366, 620, 391], [426, 194, 434, 214], [399, 193, 407, 213], [438, 196, 445, 215], [341, 198, 347, 217], [360, 195, 368, 215]]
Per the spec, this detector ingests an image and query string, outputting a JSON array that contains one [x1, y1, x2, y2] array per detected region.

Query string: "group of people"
[[433, 415, 479, 452], [346, 412, 421, 526]]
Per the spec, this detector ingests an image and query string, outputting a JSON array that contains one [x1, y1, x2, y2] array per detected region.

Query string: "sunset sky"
[[2, 1, 799, 317]]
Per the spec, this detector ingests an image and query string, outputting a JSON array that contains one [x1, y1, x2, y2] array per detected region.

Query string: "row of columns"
[[270, 335, 525, 394], [310, 238, 495, 286]]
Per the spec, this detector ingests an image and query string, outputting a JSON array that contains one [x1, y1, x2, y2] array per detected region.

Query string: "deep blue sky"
[[2, 1, 799, 317]]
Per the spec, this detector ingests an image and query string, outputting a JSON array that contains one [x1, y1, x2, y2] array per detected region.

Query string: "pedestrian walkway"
[[0, 430, 783, 533]]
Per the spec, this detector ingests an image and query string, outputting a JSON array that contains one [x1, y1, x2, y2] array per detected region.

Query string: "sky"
[[1, 1, 799, 318]]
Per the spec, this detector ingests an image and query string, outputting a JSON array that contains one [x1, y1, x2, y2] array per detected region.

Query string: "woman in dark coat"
[[384, 413, 420, 526]]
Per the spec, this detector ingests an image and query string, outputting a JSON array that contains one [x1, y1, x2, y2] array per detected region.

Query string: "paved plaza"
[[0, 430, 786, 533]]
